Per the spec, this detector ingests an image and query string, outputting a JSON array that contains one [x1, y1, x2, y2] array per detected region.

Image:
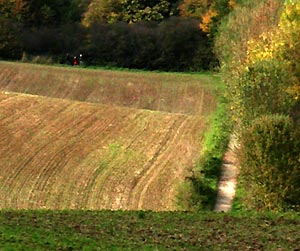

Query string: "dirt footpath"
[[214, 134, 239, 212]]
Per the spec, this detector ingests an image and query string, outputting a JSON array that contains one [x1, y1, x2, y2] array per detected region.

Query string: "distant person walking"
[[73, 56, 79, 66]]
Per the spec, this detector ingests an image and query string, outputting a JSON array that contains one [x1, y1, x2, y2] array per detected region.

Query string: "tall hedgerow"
[[215, 0, 300, 211], [234, 60, 294, 129], [214, 0, 282, 88], [239, 115, 300, 211]]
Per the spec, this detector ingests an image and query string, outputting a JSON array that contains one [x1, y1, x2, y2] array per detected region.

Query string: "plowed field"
[[0, 62, 220, 210], [0, 61, 217, 115]]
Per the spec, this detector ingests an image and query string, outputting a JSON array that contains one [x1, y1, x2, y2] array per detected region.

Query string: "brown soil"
[[0, 62, 219, 211], [0, 92, 206, 210], [0, 61, 217, 115]]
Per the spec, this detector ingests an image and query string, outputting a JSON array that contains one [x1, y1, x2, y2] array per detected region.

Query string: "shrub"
[[233, 60, 294, 129], [214, 0, 282, 76], [239, 114, 300, 211]]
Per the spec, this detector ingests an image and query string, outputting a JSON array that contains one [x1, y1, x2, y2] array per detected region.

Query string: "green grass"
[[0, 210, 299, 251], [177, 77, 232, 211], [196, 96, 232, 207]]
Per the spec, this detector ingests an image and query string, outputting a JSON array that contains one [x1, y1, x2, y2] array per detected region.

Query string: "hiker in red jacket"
[[73, 56, 79, 66]]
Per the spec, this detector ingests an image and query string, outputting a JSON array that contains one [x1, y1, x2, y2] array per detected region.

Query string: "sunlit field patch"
[[0, 62, 222, 210]]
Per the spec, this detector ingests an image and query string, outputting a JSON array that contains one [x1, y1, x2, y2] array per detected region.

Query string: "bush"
[[234, 60, 294, 129], [239, 114, 300, 211]]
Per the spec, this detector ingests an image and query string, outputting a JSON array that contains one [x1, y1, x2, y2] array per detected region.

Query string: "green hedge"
[[239, 114, 300, 211], [236, 60, 294, 129]]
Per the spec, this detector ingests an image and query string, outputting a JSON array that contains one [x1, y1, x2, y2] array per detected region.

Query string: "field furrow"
[[0, 61, 218, 115], [0, 91, 208, 210], [0, 62, 220, 210]]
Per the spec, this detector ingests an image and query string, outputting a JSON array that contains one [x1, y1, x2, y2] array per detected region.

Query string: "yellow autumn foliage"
[[228, 0, 236, 10], [199, 9, 218, 33], [246, 2, 300, 63], [245, 1, 300, 106]]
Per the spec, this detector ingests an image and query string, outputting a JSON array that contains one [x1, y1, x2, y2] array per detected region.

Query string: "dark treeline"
[[0, 0, 218, 71], [23, 18, 214, 71]]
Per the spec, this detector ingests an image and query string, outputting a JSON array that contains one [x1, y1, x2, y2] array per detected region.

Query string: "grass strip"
[[177, 78, 232, 211], [0, 210, 299, 251]]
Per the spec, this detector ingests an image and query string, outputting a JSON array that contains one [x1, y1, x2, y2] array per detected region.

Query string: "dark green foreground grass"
[[1, 211, 299, 251]]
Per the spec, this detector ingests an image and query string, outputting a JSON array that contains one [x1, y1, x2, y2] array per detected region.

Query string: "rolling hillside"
[[0, 61, 217, 115], [0, 62, 221, 210]]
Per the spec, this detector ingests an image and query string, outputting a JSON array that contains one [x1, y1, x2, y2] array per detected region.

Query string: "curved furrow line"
[[113, 118, 176, 209], [85, 111, 162, 209], [0, 97, 56, 196], [106, 162, 140, 210], [0, 102, 73, 200], [165, 116, 204, 200], [33, 114, 104, 209], [77, 159, 109, 209], [26, 143, 82, 208], [79, 146, 127, 208], [46, 105, 135, 209], [0, 126, 11, 149], [0, 96, 69, 161], [0, 128, 20, 165], [129, 115, 189, 210], [123, 114, 150, 150], [138, 118, 191, 209], [31, 106, 130, 209], [92, 147, 144, 210], [145, 116, 203, 210], [82, 111, 145, 209], [137, 117, 191, 210], [101, 114, 172, 210], [0, 68, 17, 88], [80, 157, 121, 209], [16, 110, 100, 208], [79, 136, 134, 208], [0, 102, 46, 157]]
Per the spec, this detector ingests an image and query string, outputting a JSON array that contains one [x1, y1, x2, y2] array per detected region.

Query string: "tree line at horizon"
[[0, 0, 238, 71]]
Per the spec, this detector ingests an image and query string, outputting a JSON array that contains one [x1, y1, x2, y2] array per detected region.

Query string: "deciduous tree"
[[82, 0, 177, 26]]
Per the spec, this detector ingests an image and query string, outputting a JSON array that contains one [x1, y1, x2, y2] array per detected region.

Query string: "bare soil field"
[[0, 61, 217, 115], [0, 92, 205, 210], [0, 62, 220, 210]]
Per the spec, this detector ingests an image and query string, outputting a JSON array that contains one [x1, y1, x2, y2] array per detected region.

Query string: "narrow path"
[[214, 134, 239, 212]]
